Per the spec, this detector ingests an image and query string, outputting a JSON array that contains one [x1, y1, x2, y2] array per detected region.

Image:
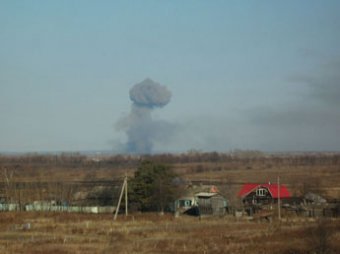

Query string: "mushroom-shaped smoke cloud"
[[129, 78, 171, 108], [117, 78, 173, 154]]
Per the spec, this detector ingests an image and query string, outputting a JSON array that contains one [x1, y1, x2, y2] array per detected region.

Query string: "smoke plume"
[[129, 78, 171, 108], [118, 78, 172, 154]]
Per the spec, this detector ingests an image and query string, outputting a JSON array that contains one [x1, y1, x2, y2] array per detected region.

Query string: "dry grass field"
[[1, 153, 340, 205], [0, 212, 339, 254], [1, 153, 340, 253]]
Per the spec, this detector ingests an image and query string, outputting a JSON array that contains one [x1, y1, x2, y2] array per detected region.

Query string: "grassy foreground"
[[0, 212, 339, 254]]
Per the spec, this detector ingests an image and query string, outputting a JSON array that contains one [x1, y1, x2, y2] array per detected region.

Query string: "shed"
[[196, 192, 228, 216], [175, 189, 228, 216]]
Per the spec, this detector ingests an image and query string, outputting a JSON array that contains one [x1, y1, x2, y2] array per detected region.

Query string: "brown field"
[[0, 152, 340, 253], [0, 212, 339, 254], [1, 153, 340, 202]]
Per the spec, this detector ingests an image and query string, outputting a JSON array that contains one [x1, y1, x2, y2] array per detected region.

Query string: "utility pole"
[[277, 176, 281, 221], [125, 173, 128, 216], [114, 175, 128, 221]]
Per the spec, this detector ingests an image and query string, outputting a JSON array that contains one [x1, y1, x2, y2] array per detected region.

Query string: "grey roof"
[[304, 192, 327, 204], [195, 192, 219, 198]]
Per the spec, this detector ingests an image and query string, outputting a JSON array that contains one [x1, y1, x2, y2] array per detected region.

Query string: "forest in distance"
[[1, 150, 340, 168]]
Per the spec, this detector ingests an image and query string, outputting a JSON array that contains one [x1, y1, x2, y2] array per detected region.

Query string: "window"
[[256, 188, 267, 197], [179, 200, 192, 207]]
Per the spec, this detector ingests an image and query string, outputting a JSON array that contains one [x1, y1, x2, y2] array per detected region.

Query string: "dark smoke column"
[[124, 78, 172, 154]]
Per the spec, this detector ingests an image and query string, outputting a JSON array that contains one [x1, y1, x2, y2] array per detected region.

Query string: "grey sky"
[[1, 1, 339, 153]]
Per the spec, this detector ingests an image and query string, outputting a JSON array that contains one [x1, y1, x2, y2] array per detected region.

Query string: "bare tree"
[[1, 167, 15, 203]]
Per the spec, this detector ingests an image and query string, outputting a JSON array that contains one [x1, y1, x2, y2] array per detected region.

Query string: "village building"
[[238, 183, 291, 215], [175, 185, 228, 217], [175, 196, 197, 215], [196, 192, 228, 216], [239, 183, 291, 205]]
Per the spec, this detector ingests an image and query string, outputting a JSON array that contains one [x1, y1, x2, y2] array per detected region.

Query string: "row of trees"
[[2, 152, 340, 169]]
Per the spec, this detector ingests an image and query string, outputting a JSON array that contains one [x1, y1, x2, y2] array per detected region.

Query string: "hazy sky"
[[1, 1, 340, 153]]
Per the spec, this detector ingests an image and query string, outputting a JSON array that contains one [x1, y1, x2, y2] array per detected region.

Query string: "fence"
[[0, 203, 115, 214]]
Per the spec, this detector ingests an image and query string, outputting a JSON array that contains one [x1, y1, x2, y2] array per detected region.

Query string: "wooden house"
[[196, 192, 228, 216], [175, 186, 228, 216], [238, 183, 290, 207], [238, 183, 291, 216]]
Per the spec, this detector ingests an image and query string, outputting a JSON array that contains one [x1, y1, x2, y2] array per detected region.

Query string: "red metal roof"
[[238, 183, 291, 198]]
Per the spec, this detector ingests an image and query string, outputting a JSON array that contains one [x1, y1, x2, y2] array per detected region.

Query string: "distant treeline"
[[1, 151, 340, 170]]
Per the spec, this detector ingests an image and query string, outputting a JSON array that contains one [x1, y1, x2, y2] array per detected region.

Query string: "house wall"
[[243, 191, 273, 205], [198, 195, 227, 216]]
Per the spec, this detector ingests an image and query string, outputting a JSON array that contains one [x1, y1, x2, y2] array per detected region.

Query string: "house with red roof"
[[238, 183, 291, 206]]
